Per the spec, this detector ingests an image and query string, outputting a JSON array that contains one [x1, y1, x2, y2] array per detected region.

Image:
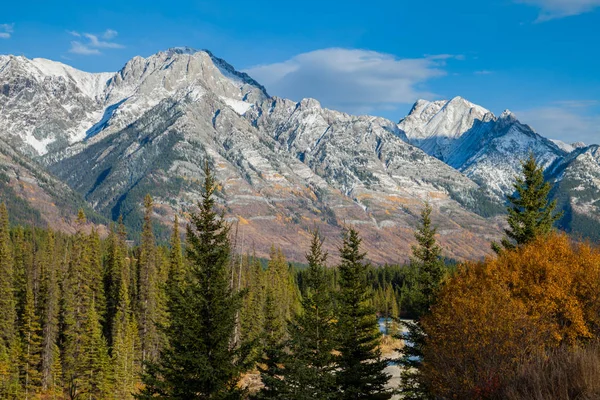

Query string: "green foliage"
[[138, 163, 249, 399], [335, 227, 391, 400], [494, 153, 562, 252]]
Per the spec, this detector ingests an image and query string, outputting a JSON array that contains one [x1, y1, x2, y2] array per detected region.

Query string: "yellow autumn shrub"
[[421, 233, 600, 399]]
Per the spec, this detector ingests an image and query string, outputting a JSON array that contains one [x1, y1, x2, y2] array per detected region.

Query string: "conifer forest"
[[2, 156, 600, 400]]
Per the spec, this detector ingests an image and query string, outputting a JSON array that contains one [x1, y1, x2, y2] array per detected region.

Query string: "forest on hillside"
[[2, 156, 600, 400]]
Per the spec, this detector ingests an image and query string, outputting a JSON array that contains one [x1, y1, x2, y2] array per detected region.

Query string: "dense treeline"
[[2, 153, 599, 399]]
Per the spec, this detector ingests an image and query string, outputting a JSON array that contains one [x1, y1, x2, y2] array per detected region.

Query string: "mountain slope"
[[4, 48, 596, 262], [41, 50, 503, 263], [399, 97, 567, 196], [0, 137, 104, 230]]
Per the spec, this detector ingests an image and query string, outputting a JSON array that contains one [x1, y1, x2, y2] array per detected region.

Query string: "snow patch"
[[219, 96, 252, 115]]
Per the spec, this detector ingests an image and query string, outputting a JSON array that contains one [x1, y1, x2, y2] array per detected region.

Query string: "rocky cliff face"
[[0, 48, 595, 262]]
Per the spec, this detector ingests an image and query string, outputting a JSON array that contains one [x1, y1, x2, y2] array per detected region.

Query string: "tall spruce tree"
[[494, 153, 562, 252], [0, 203, 21, 398], [335, 227, 391, 400], [39, 231, 60, 393], [112, 232, 140, 400], [284, 229, 337, 399], [398, 202, 446, 400], [62, 210, 111, 399], [138, 195, 161, 365], [411, 202, 445, 315], [138, 163, 249, 399], [20, 279, 42, 399], [255, 287, 288, 399]]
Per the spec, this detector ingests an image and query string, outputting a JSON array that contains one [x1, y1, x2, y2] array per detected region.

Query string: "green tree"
[[285, 229, 337, 399], [138, 163, 249, 399], [112, 249, 139, 400], [411, 202, 445, 316], [62, 209, 111, 399], [255, 287, 288, 399], [39, 231, 61, 393], [335, 227, 391, 400], [494, 153, 562, 252], [137, 195, 161, 365], [0, 203, 20, 398], [20, 280, 42, 399], [398, 202, 446, 399]]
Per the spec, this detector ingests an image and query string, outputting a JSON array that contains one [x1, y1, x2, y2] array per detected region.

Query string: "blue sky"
[[1, 0, 599, 144]]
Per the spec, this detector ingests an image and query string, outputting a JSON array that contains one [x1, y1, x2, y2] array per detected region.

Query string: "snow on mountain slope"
[[0, 49, 269, 157], [4, 48, 599, 260], [399, 98, 567, 196]]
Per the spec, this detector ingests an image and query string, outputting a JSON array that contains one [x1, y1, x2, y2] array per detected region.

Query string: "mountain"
[[0, 48, 595, 263], [0, 136, 104, 231], [548, 145, 600, 240], [399, 97, 567, 197]]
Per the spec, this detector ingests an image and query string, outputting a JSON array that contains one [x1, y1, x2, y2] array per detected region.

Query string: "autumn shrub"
[[420, 233, 600, 399], [501, 342, 600, 400]]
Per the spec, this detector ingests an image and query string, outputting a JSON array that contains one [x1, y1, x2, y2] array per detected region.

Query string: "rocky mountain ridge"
[[0, 48, 598, 262]]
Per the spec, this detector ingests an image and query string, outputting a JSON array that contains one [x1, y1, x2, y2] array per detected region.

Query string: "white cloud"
[[0, 23, 14, 39], [69, 41, 101, 55], [515, 104, 600, 145], [102, 29, 118, 39], [516, 0, 600, 21], [68, 28, 123, 55], [244, 48, 457, 115], [475, 70, 493, 75]]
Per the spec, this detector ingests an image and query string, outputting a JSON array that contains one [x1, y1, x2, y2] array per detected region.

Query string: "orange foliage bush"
[[421, 233, 600, 399]]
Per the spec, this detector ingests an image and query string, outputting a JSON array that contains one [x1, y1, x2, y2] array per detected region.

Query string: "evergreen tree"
[[411, 202, 445, 315], [0, 203, 20, 398], [39, 231, 60, 393], [398, 202, 446, 400], [255, 287, 288, 399], [20, 280, 42, 399], [168, 215, 184, 287], [240, 254, 265, 360], [335, 227, 391, 400], [62, 209, 111, 399], [80, 300, 112, 399], [494, 153, 562, 252], [283, 229, 337, 399], [137, 194, 161, 365], [112, 234, 140, 400], [0, 203, 16, 346], [138, 163, 249, 399]]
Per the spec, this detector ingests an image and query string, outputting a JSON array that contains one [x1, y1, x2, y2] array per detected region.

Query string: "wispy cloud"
[[475, 70, 493, 75], [515, 101, 600, 145], [244, 48, 460, 115], [69, 41, 101, 55], [516, 0, 600, 21], [68, 29, 124, 55], [0, 23, 14, 39]]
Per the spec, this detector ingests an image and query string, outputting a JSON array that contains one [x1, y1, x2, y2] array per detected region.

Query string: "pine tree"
[[62, 209, 111, 399], [39, 231, 61, 393], [112, 232, 140, 400], [255, 287, 288, 399], [0, 203, 20, 398], [0, 203, 16, 347], [494, 153, 562, 252], [138, 162, 249, 399], [398, 202, 445, 400], [80, 300, 112, 399], [137, 194, 161, 365], [20, 279, 42, 399], [283, 229, 337, 399], [240, 254, 265, 360], [335, 227, 391, 400], [411, 202, 445, 315]]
